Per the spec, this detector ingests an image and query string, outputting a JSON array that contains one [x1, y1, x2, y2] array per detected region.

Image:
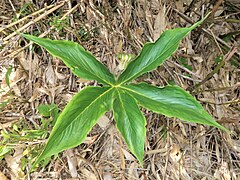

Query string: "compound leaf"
[[34, 86, 114, 165], [117, 17, 206, 84], [22, 34, 115, 85], [123, 83, 229, 132], [113, 88, 146, 165]]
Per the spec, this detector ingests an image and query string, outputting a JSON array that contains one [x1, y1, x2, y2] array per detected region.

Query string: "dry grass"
[[0, 0, 240, 179]]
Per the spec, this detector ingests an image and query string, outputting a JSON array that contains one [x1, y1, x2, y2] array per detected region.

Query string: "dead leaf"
[[129, 162, 139, 179], [214, 162, 231, 180], [103, 172, 113, 180], [170, 144, 181, 162], [28, 90, 40, 102], [0, 172, 8, 180], [55, 85, 65, 96], [80, 168, 97, 180], [55, 67, 66, 80], [175, 0, 184, 12], [17, 51, 29, 71], [214, 8, 224, 17], [45, 61, 55, 85], [32, 53, 39, 76], [97, 115, 110, 130], [5, 148, 24, 180], [121, 148, 135, 161], [59, 93, 73, 103], [0, 120, 18, 129], [65, 149, 78, 178], [193, 56, 203, 63], [185, 36, 195, 55], [153, 5, 166, 41], [84, 135, 98, 145], [145, 9, 154, 40], [0, 67, 25, 98]]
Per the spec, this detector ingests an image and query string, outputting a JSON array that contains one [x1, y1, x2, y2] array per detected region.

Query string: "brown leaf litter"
[[0, 0, 239, 179]]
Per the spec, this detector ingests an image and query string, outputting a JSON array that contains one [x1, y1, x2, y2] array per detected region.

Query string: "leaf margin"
[[121, 82, 230, 133], [113, 87, 146, 165], [33, 86, 115, 167], [21, 33, 116, 85], [117, 16, 208, 84]]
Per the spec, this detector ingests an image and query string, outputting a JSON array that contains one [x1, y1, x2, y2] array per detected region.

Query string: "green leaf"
[[0, 145, 12, 157], [113, 88, 146, 165], [38, 104, 51, 117], [117, 17, 206, 84], [22, 34, 115, 85], [5, 66, 13, 87], [34, 86, 114, 165], [0, 100, 10, 111], [122, 83, 229, 132]]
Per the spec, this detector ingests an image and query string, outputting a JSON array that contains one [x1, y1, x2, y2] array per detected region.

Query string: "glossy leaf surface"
[[35, 86, 114, 164], [22, 34, 115, 85], [122, 83, 229, 132], [117, 18, 206, 84], [21, 16, 230, 169], [113, 88, 146, 165]]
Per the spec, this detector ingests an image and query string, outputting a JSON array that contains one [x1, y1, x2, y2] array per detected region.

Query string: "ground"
[[0, 0, 240, 179]]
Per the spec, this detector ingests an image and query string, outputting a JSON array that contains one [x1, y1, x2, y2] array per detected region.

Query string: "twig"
[[3, 0, 68, 44], [199, 99, 240, 105], [210, 0, 224, 19], [184, 0, 198, 13], [76, 155, 102, 180], [0, 4, 55, 33], [8, 0, 16, 12], [2, 1, 80, 60], [209, 29, 223, 54], [167, 59, 202, 79], [173, 8, 240, 57], [198, 0, 224, 29], [194, 47, 238, 90], [173, 71, 201, 82]]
